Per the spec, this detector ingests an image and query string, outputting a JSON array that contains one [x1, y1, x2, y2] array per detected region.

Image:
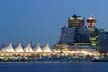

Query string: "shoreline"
[[0, 61, 106, 64]]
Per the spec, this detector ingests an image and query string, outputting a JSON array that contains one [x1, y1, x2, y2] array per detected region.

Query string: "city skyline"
[[0, 0, 108, 46]]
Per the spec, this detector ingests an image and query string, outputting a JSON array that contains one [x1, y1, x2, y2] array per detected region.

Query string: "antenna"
[[89, 8, 93, 17]]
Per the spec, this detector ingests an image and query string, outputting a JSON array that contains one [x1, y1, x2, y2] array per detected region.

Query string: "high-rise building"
[[56, 14, 108, 53], [59, 14, 90, 45], [87, 17, 96, 27], [74, 26, 90, 43], [98, 31, 108, 53], [68, 14, 85, 28], [87, 17, 98, 49], [59, 26, 75, 44]]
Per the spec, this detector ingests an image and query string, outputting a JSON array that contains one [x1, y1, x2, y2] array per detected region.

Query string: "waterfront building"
[[0, 14, 108, 60], [68, 14, 85, 28], [24, 43, 33, 52], [87, 17, 98, 49], [59, 14, 90, 47], [15, 43, 24, 52], [69, 43, 92, 49], [98, 31, 108, 53], [74, 26, 90, 43], [33, 43, 42, 52], [0, 43, 54, 57], [1, 43, 14, 52], [54, 43, 69, 51], [42, 43, 52, 53], [59, 26, 75, 44]]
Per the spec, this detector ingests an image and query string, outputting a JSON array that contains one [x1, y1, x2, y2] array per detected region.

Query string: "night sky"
[[0, 0, 107, 46]]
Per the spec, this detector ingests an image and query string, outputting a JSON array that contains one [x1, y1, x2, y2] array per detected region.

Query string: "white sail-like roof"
[[42, 43, 52, 52], [2, 43, 14, 52], [15, 43, 24, 52], [33, 43, 42, 52], [24, 43, 33, 52]]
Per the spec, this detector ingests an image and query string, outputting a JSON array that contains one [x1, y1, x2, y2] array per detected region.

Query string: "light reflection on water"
[[0, 62, 107, 72]]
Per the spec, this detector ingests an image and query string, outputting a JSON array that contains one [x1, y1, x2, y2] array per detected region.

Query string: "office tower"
[[68, 14, 85, 28], [59, 14, 90, 45], [59, 26, 75, 44], [74, 26, 90, 43], [87, 17, 98, 49], [98, 31, 108, 53]]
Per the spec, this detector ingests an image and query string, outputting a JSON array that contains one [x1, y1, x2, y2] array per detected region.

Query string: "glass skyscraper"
[[98, 31, 108, 53], [59, 14, 90, 45], [57, 14, 108, 53]]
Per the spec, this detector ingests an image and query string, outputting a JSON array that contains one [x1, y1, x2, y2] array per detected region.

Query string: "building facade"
[[68, 14, 85, 28], [59, 14, 90, 45], [98, 31, 108, 53], [57, 14, 108, 53], [74, 26, 90, 43], [59, 26, 75, 44], [87, 17, 98, 49]]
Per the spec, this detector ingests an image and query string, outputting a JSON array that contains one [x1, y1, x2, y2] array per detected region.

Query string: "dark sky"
[[0, 0, 107, 46]]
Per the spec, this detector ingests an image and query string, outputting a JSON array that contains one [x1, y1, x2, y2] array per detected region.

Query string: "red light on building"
[[79, 23, 84, 27]]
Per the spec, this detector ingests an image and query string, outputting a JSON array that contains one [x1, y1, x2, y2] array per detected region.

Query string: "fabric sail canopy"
[[15, 43, 24, 52]]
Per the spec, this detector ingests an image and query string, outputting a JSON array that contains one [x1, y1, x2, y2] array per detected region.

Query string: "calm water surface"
[[0, 62, 107, 72]]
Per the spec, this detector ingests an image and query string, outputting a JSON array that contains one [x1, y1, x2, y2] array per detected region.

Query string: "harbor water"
[[0, 62, 108, 72]]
